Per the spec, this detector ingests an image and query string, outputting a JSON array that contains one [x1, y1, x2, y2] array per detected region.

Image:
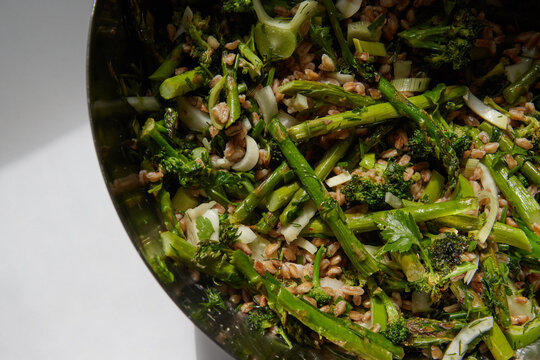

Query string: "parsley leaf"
[[376, 210, 422, 254], [196, 216, 215, 241]]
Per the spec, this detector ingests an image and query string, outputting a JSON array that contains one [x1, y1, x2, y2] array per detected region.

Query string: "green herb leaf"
[[196, 216, 215, 241], [376, 210, 422, 254]]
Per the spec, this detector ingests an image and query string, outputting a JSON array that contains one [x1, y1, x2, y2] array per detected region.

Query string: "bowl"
[[87, 1, 539, 359], [86, 0, 339, 358]]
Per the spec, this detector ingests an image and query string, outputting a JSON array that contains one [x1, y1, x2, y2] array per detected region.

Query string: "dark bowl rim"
[[85, 1, 236, 358]]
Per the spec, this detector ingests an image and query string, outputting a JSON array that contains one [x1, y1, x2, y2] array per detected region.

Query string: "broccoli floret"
[[430, 233, 469, 274], [408, 129, 433, 161], [398, 9, 482, 70], [248, 306, 280, 333], [223, 0, 253, 12], [384, 162, 414, 201], [160, 148, 211, 188], [447, 133, 473, 158], [409, 129, 472, 160], [219, 214, 240, 246], [213, 170, 255, 201], [266, 138, 285, 167], [381, 317, 410, 346], [342, 162, 413, 210], [307, 287, 333, 306], [342, 176, 388, 210]]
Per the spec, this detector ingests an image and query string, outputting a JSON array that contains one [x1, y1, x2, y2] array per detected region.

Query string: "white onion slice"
[[463, 257, 479, 285], [126, 96, 161, 113], [238, 225, 258, 244], [241, 117, 252, 131], [476, 190, 498, 244], [390, 78, 431, 92], [232, 136, 259, 171], [463, 90, 509, 130], [320, 277, 345, 290], [250, 237, 271, 261], [281, 201, 318, 243], [177, 97, 212, 132], [173, 6, 193, 41], [336, 0, 363, 18], [201, 137, 211, 152], [385, 192, 403, 209], [326, 171, 352, 187], [394, 60, 412, 79], [254, 86, 278, 123], [463, 158, 479, 178], [326, 72, 355, 84], [505, 57, 532, 83], [211, 157, 232, 170], [443, 317, 493, 360], [477, 163, 499, 195], [184, 201, 217, 245], [277, 110, 300, 128], [293, 237, 318, 254]]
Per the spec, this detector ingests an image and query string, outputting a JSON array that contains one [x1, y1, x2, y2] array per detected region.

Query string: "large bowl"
[[87, 1, 540, 359]]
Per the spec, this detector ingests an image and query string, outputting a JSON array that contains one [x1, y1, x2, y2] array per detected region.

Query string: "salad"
[[117, 0, 540, 359]]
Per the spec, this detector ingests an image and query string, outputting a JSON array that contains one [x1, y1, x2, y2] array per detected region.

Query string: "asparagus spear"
[[287, 85, 467, 141], [278, 80, 378, 108], [303, 197, 478, 236], [503, 59, 540, 104], [268, 118, 380, 277], [482, 246, 511, 328], [483, 154, 540, 228], [253, 211, 280, 234], [280, 136, 354, 225], [266, 136, 354, 213], [230, 162, 290, 224], [478, 122, 540, 185], [232, 251, 404, 360], [160, 67, 207, 100], [149, 44, 183, 81], [158, 189, 185, 238], [161, 232, 243, 287]]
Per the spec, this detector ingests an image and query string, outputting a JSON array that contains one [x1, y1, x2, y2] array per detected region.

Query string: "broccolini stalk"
[[287, 85, 467, 141], [478, 122, 540, 186], [159, 189, 185, 238], [280, 136, 354, 225], [160, 67, 207, 100], [268, 118, 380, 277], [208, 75, 227, 129], [149, 44, 183, 81], [231, 251, 404, 360], [482, 246, 511, 328], [306, 246, 333, 306], [482, 154, 540, 228], [278, 80, 378, 108], [230, 162, 290, 224], [303, 197, 477, 236], [238, 43, 263, 77], [378, 78, 460, 188], [253, 211, 280, 234], [505, 316, 540, 349], [449, 283, 515, 360], [503, 60, 540, 104], [393, 252, 425, 282], [161, 232, 244, 287], [224, 59, 241, 128], [420, 170, 445, 203], [431, 215, 531, 251], [343, 123, 395, 172], [266, 136, 354, 212]]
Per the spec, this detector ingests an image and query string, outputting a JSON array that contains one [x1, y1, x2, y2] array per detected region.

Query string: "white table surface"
[[0, 0, 231, 359]]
